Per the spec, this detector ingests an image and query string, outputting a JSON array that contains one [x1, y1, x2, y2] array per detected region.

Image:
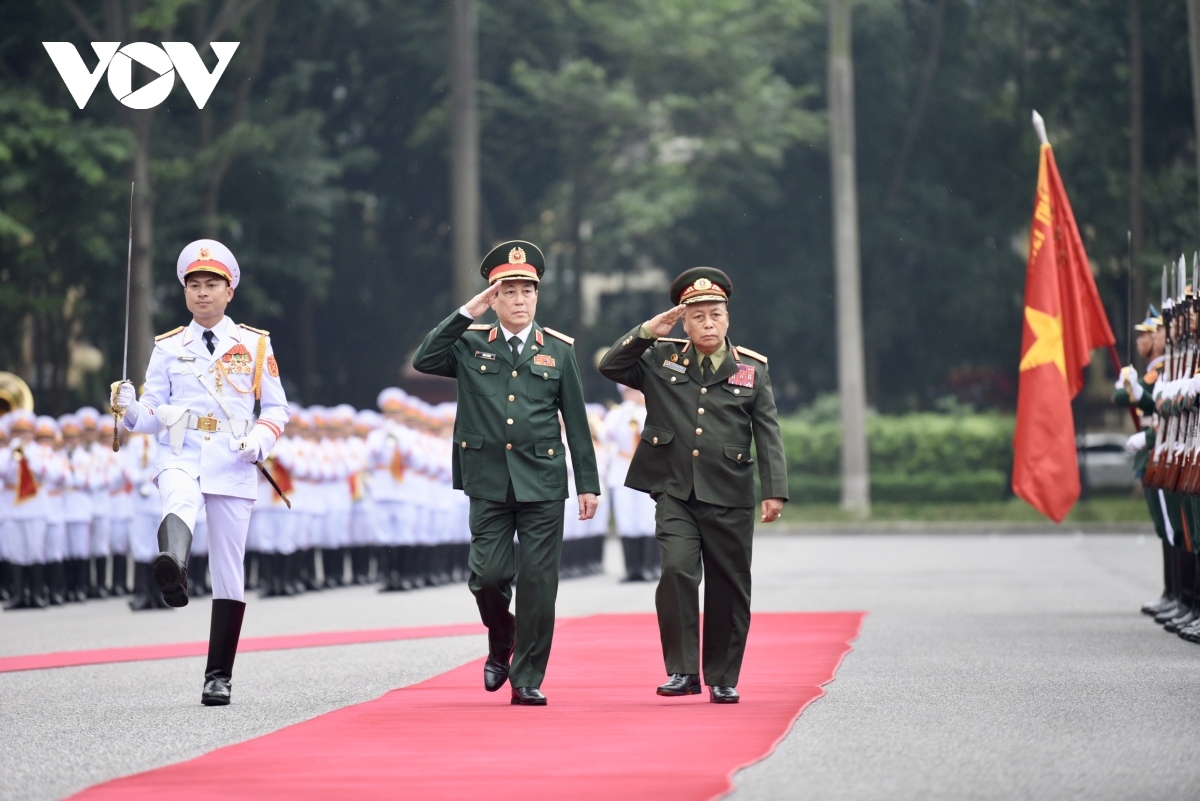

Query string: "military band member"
[[599, 267, 787, 704], [112, 238, 290, 706], [412, 240, 600, 706]]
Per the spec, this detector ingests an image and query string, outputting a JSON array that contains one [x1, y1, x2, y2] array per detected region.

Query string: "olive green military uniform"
[[412, 310, 599, 689], [1112, 359, 1168, 541], [598, 325, 787, 687]]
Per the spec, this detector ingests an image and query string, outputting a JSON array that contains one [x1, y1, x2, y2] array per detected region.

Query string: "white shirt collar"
[[189, 315, 230, 340], [498, 321, 534, 348]]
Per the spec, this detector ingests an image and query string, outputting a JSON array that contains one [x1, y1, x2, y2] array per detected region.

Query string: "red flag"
[[1012, 143, 1116, 522]]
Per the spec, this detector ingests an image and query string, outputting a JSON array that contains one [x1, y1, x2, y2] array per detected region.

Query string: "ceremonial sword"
[[254, 461, 292, 509], [112, 182, 134, 452]]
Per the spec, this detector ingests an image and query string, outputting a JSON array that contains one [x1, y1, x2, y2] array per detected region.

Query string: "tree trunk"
[[450, 0, 481, 305], [1130, 0, 1145, 325], [128, 113, 156, 389], [828, 0, 871, 517], [1187, 0, 1200, 242]]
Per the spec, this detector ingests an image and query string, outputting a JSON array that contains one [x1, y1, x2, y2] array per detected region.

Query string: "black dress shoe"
[[1154, 601, 1183, 624], [483, 640, 515, 693], [511, 687, 546, 706], [1142, 595, 1172, 615], [709, 686, 740, 704], [202, 676, 231, 706], [1165, 610, 1197, 633], [657, 673, 701, 696]]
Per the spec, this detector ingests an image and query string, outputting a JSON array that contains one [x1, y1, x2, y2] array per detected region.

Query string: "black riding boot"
[[28, 563, 48, 609], [153, 513, 193, 608], [201, 599, 247, 706], [4, 564, 27, 610], [48, 561, 67, 605], [621, 536, 644, 582], [111, 554, 129, 596], [87, 556, 108, 598]]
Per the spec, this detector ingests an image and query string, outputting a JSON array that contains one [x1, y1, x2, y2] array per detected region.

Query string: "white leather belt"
[[186, 414, 251, 437]]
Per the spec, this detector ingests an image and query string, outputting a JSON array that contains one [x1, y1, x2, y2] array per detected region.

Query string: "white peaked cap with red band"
[[177, 239, 241, 289]]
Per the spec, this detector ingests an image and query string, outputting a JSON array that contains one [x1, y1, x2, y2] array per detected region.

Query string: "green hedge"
[[780, 411, 1015, 504]]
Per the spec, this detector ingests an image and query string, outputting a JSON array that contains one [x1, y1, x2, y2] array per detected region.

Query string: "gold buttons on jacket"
[[508, 395, 515, 401], [670, 376, 677, 383], [506, 443, 512, 450], [548, 448, 555, 456], [700, 388, 708, 395], [698, 408, 705, 414], [734, 388, 741, 395], [695, 428, 703, 435], [737, 453, 743, 461], [692, 449, 699, 457], [652, 436, 659, 445], [461, 441, 467, 448], [480, 365, 487, 372], [507, 418, 514, 425], [511, 370, 518, 377]]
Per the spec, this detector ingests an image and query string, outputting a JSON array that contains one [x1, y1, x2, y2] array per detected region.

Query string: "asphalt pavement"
[[2, 531, 1197, 801]]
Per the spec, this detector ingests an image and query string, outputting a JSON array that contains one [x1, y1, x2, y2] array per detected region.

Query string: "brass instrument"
[[0, 372, 33, 414]]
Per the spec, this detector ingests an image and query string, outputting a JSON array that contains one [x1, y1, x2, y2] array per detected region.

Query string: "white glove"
[[111, 380, 139, 425], [112, 380, 135, 408], [231, 432, 263, 463], [1125, 430, 1147, 453]]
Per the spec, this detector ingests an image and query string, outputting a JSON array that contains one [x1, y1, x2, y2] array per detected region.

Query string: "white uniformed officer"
[[113, 238, 290, 706]]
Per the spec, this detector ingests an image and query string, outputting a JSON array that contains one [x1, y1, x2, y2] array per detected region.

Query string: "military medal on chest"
[[728, 364, 756, 388], [221, 343, 254, 374]]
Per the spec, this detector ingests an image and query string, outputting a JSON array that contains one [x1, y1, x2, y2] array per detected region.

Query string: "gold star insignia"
[[1018, 306, 1066, 379]]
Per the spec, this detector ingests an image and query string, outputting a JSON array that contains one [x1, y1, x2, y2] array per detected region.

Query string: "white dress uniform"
[[129, 433, 163, 565], [123, 312, 289, 601], [63, 435, 94, 562], [117, 238, 291, 705]]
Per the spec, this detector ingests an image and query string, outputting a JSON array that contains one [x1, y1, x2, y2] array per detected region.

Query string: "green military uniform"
[[598, 267, 787, 691], [411, 241, 599, 694], [1112, 355, 1167, 540]]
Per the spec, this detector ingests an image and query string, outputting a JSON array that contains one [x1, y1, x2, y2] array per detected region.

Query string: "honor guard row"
[[1119, 256, 1200, 644]]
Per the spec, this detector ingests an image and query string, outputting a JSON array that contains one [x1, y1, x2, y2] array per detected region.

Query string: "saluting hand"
[[645, 305, 687, 338], [578, 492, 599, 521], [760, 498, 783, 524], [464, 282, 503, 318]]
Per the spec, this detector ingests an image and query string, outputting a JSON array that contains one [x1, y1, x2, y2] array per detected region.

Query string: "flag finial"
[[1031, 110, 1049, 146]]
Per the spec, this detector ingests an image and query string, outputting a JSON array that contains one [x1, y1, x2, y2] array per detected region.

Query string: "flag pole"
[[1030, 110, 1139, 431]]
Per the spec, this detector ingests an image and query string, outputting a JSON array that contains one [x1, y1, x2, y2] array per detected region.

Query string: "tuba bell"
[[0, 371, 34, 414]]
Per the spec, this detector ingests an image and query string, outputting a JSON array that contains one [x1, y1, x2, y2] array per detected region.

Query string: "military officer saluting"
[[599, 267, 787, 704], [412, 241, 600, 706], [112, 239, 290, 706]]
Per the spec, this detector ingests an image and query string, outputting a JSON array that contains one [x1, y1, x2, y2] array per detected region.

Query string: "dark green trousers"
[[653, 491, 754, 687], [467, 490, 564, 689], [1143, 486, 1167, 543]]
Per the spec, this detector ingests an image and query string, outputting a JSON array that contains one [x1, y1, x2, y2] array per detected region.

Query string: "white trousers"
[[7, 519, 47, 565], [131, 512, 161, 563], [613, 486, 656, 536], [157, 468, 253, 601], [66, 522, 91, 559], [90, 517, 110, 558], [45, 522, 67, 562], [109, 517, 131, 554]]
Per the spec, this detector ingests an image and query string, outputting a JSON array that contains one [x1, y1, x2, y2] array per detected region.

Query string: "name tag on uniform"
[[534, 354, 556, 367], [474, 351, 496, 360], [663, 360, 686, 374], [177, 356, 196, 362], [728, 364, 756, 388]]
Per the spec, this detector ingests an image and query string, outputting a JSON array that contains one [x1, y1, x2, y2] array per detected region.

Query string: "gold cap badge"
[[198, 246, 212, 260], [693, 277, 712, 291], [508, 247, 527, 265]]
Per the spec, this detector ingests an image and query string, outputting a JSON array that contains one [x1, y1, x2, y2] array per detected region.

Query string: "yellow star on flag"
[[1019, 306, 1066, 379]]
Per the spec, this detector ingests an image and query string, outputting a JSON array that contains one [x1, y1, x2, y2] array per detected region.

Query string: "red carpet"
[[0, 622, 484, 674], [69, 612, 863, 801]]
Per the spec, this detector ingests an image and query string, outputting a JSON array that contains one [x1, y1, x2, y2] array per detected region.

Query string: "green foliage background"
[[0, 0, 1195, 416]]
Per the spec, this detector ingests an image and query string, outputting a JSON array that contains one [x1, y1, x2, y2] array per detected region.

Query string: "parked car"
[[1077, 432, 1137, 494]]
